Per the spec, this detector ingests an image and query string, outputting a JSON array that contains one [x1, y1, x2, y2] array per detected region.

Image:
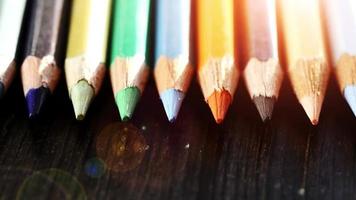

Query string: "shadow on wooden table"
[[0, 69, 355, 199]]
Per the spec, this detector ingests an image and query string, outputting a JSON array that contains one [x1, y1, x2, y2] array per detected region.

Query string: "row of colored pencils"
[[0, 0, 355, 125]]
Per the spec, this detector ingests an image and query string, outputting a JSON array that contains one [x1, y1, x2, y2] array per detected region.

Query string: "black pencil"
[[20, 0, 69, 118]]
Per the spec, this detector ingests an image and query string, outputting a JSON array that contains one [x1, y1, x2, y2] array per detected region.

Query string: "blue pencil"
[[154, 0, 194, 122]]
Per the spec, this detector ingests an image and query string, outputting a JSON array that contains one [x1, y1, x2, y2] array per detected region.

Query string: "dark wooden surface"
[[0, 63, 355, 199]]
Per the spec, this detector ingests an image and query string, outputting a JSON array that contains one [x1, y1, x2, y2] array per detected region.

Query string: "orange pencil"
[[196, 0, 239, 124], [278, 0, 330, 125]]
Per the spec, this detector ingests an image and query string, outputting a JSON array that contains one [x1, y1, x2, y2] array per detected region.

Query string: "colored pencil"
[[110, 0, 150, 121], [0, 0, 27, 98], [196, 0, 239, 124], [65, 0, 111, 120], [278, 0, 330, 125], [21, 0, 68, 118], [154, 0, 194, 122], [322, 0, 356, 116], [242, 0, 283, 121]]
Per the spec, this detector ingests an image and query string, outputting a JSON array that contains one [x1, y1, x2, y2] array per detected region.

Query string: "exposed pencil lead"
[[207, 90, 231, 124], [300, 94, 323, 126], [115, 87, 140, 121], [71, 80, 94, 120], [26, 86, 51, 119], [0, 82, 5, 99], [344, 85, 356, 117], [160, 89, 185, 123], [253, 96, 276, 122]]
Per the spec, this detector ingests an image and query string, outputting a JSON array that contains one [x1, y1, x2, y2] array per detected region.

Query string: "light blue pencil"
[[154, 0, 194, 122]]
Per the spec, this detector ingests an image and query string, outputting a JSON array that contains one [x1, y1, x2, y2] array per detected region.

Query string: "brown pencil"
[[242, 0, 283, 121]]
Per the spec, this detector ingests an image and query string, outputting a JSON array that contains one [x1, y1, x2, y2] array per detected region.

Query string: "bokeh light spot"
[[96, 122, 148, 173]]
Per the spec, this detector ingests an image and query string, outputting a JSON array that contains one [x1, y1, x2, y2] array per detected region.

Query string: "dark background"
[[0, 65, 355, 199]]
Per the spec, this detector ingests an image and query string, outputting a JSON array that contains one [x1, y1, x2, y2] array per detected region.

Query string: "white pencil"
[[322, 0, 356, 116], [0, 0, 27, 98]]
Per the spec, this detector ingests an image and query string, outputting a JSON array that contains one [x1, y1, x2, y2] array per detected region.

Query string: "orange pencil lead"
[[207, 90, 232, 124]]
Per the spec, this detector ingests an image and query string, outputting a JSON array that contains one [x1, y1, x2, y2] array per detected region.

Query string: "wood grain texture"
[[199, 56, 239, 101], [288, 59, 330, 125], [335, 54, 356, 91], [154, 56, 194, 93], [0, 69, 354, 199], [110, 57, 149, 95], [244, 58, 282, 99]]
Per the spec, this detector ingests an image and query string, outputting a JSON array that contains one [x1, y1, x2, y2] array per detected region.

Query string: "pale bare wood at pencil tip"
[[110, 56, 150, 95], [65, 56, 106, 95], [21, 55, 61, 95], [240, 0, 284, 102], [154, 56, 194, 94]]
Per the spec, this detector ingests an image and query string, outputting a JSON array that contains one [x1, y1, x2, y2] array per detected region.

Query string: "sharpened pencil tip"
[[344, 85, 356, 117], [311, 119, 319, 126], [253, 96, 276, 122], [26, 86, 51, 118], [207, 90, 232, 124], [0, 82, 4, 99], [115, 87, 141, 121], [71, 80, 94, 121], [300, 94, 323, 126], [160, 89, 185, 123]]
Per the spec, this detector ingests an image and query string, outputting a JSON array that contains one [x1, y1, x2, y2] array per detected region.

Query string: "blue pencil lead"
[[344, 85, 356, 117], [160, 89, 185, 122]]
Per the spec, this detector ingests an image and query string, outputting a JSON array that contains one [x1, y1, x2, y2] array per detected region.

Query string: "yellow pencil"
[[278, 0, 330, 125], [65, 0, 111, 120]]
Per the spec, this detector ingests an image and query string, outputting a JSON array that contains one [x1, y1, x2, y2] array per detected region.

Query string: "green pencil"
[[110, 0, 151, 121]]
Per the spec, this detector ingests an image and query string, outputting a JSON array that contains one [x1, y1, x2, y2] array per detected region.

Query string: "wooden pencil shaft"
[[0, 0, 27, 91], [322, 0, 356, 92], [197, 0, 235, 68], [244, 58, 282, 98], [278, 0, 327, 65], [335, 54, 356, 90], [24, 0, 67, 59], [0, 0, 27, 60], [322, 0, 356, 64], [196, 0, 238, 100], [110, 0, 150, 62], [154, 0, 193, 94], [154, 56, 194, 93], [155, 0, 190, 60], [242, 0, 283, 104], [244, 0, 278, 61], [110, 0, 150, 95], [66, 0, 111, 62], [278, 0, 330, 124], [65, 0, 111, 94]]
